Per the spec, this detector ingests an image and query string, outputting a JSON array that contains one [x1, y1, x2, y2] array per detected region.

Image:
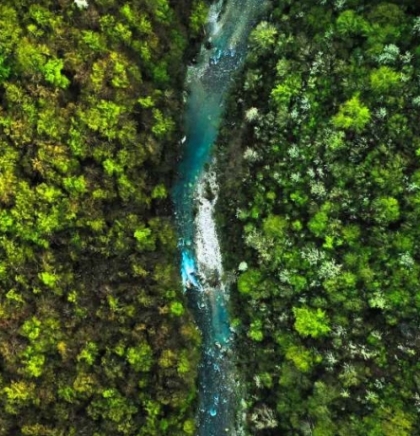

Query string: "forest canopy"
[[0, 0, 209, 435], [217, 0, 420, 434]]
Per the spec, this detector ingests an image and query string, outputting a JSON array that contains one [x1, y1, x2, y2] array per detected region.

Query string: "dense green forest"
[[5, 0, 420, 435], [0, 0, 209, 434], [217, 0, 420, 434]]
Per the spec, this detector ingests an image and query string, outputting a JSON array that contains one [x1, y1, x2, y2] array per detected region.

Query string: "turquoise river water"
[[172, 1, 262, 434]]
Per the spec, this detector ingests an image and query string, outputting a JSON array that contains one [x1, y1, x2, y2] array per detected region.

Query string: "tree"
[[263, 214, 288, 240], [189, 0, 208, 37], [248, 319, 264, 342], [3, 381, 37, 414], [308, 211, 328, 237], [249, 21, 278, 54], [370, 66, 400, 94], [332, 95, 371, 133], [42, 58, 70, 89], [0, 6, 21, 55], [336, 10, 369, 37], [363, 406, 414, 436], [285, 344, 318, 372], [126, 343, 153, 372], [237, 269, 262, 296], [293, 307, 330, 338], [372, 196, 400, 224], [170, 301, 184, 317]]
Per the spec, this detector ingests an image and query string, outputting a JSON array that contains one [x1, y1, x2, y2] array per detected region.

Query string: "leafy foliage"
[[217, 0, 420, 434], [293, 307, 330, 339], [0, 0, 204, 434]]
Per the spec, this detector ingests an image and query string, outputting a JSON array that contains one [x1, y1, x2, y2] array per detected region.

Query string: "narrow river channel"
[[172, 1, 262, 434]]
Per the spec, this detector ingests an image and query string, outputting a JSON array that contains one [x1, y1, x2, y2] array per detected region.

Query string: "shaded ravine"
[[172, 1, 262, 434]]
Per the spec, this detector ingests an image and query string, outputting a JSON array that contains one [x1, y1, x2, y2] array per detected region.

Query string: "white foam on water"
[[194, 168, 223, 285], [207, 1, 223, 37], [181, 250, 203, 291]]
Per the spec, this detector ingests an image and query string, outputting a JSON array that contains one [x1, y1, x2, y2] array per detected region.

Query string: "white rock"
[[194, 169, 223, 285]]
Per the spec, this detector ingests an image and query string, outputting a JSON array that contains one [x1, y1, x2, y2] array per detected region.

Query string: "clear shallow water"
[[172, 1, 262, 434]]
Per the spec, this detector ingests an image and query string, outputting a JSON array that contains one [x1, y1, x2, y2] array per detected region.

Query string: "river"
[[172, 1, 262, 434]]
